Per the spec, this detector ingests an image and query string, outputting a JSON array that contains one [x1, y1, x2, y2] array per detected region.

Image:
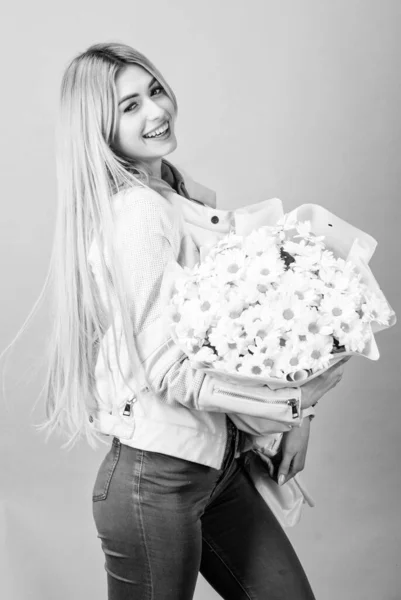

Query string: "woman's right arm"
[[108, 188, 343, 428]]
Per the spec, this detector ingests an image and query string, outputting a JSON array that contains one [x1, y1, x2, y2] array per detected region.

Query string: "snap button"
[[89, 415, 93, 423], [211, 215, 219, 224]]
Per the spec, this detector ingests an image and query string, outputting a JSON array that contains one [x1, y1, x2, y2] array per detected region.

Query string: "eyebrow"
[[118, 77, 158, 105]]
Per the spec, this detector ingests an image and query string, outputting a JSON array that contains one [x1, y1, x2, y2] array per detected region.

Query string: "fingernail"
[[278, 474, 285, 486]]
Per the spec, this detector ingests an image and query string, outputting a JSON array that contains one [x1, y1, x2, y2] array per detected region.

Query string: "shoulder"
[[114, 184, 175, 224], [112, 184, 182, 246], [113, 184, 168, 214]]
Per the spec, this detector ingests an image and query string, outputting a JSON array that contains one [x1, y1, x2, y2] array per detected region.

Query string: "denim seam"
[[93, 439, 121, 502], [202, 535, 254, 600], [135, 450, 154, 600], [208, 426, 238, 501]]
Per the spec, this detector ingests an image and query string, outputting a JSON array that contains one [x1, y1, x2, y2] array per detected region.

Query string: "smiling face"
[[112, 64, 177, 177]]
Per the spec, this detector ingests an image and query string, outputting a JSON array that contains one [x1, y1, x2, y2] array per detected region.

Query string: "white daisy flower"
[[280, 270, 320, 306], [191, 346, 218, 365], [272, 346, 299, 377], [214, 248, 247, 283], [320, 249, 338, 270], [236, 279, 268, 305], [291, 248, 323, 272], [319, 291, 359, 326], [242, 227, 277, 258], [303, 335, 334, 371], [295, 220, 312, 238], [272, 336, 308, 374], [219, 351, 243, 373], [333, 318, 371, 353], [269, 293, 310, 332], [236, 349, 278, 378], [246, 250, 285, 285], [238, 303, 264, 327], [361, 289, 392, 325], [329, 261, 360, 292]]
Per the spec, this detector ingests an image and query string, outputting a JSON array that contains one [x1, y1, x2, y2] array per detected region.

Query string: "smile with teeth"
[[143, 121, 170, 139]]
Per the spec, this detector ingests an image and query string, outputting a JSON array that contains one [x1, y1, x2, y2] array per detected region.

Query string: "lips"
[[143, 123, 172, 142], [143, 120, 170, 139]]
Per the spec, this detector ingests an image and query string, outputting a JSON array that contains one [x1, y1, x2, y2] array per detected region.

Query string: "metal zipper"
[[122, 397, 135, 417], [213, 388, 299, 418], [120, 385, 148, 418]]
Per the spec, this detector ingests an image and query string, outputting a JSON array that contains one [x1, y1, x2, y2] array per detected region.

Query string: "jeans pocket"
[[92, 437, 121, 502]]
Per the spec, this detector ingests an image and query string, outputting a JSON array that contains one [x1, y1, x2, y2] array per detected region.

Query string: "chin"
[[161, 138, 178, 157]]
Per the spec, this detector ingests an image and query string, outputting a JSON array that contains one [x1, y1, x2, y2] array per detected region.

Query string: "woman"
[[41, 42, 347, 599]]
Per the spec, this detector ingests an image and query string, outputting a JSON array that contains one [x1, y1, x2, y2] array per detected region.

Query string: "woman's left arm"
[[276, 416, 312, 485]]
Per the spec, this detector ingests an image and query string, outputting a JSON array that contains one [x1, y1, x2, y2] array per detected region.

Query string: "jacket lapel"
[[162, 159, 217, 208]]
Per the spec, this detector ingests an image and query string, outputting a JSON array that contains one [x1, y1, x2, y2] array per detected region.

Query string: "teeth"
[[144, 121, 169, 138]]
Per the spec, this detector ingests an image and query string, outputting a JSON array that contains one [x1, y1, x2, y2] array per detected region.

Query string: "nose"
[[143, 96, 165, 121]]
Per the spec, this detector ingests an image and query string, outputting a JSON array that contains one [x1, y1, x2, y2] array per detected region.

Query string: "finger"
[[330, 356, 349, 370], [291, 456, 305, 477], [278, 453, 294, 486], [282, 471, 295, 484], [329, 370, 344, 389], [282, 456, 305, 485], [334, 356, 351, 372]]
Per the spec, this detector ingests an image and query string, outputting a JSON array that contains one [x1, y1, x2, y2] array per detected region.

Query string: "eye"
[[151, 85, 165, 96], [124, 101, 138, 113]]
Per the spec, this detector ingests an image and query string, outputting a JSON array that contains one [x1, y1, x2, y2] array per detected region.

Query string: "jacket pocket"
[[92, 437, 121, 502]]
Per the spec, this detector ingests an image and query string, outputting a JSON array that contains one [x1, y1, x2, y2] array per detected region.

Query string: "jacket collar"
[[149, 159, 217, 209]]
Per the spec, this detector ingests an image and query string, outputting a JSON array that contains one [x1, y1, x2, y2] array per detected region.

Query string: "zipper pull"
[[123, 397, 135, 417], [288, 398, 299, 419]]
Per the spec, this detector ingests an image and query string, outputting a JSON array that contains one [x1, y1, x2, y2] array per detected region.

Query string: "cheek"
[[115, 117, 144, 152], [162, 96, 176, 119]]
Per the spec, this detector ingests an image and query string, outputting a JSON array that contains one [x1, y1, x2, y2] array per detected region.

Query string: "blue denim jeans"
[[92, 418, 315, 600]]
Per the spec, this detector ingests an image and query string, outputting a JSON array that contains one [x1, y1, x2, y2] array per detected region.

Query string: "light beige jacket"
[[88, 163, 314, 469]]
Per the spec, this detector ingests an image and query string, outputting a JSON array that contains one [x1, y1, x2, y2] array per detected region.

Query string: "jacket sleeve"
[[113, 188, 305, 427]]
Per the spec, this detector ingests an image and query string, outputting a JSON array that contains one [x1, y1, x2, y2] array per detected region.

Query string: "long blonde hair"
[[1, 42, 178, 449]]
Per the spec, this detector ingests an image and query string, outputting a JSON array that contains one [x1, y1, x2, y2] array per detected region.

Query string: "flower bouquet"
[[169, 207, 393, 365], [162, 201, 396, 455]]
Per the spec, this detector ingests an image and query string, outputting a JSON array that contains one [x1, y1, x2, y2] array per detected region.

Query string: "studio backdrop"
[[0, 1, 400, 599]]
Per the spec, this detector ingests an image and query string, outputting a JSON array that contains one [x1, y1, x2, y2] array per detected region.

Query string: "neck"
[[147, 158, 162, 179]]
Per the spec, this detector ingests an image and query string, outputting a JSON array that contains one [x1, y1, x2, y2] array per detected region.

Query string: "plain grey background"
[[0, 1, 400, 599]]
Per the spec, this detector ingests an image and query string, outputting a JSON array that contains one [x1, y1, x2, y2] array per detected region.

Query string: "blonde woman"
[[24, 43, 348, 599]]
